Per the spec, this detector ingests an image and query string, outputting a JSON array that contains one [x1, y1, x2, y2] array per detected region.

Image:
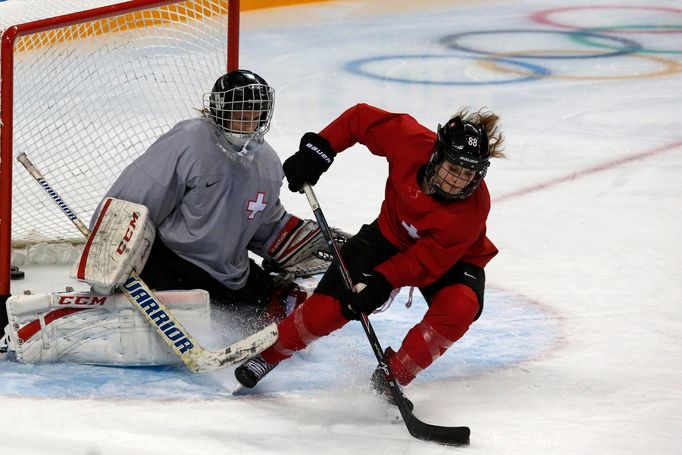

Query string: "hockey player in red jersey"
[[235, 103, 505, 402]]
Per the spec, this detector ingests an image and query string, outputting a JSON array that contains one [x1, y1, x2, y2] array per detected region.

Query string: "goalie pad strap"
[[17, 307, 86, 343]]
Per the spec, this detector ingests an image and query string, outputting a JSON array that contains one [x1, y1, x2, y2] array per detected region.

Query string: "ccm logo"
[[116, 212, 139, 255], [58, 295, 107, 306]]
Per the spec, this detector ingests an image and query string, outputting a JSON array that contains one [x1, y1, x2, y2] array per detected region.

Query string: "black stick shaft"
[[302, 184, 470, 446]]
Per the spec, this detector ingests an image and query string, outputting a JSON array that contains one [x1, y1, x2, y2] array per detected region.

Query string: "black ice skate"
[[371, 359, 414, 411], [235, 354, 279, 388], [0, 332, 9, 354]]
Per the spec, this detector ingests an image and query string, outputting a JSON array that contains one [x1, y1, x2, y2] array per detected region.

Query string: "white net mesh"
[[1, 0, 231, 265]]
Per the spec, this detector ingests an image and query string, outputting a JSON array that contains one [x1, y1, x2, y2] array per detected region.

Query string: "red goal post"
[[0, 0, 240, 311]]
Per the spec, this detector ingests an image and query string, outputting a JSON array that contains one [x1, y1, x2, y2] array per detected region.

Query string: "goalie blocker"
[[72, 198, 155, 294]]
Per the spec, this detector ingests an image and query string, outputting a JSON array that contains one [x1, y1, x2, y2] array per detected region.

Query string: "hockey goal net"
[[0, 0, 239, 284]]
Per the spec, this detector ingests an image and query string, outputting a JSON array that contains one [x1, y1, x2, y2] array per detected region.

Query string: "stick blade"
[[404, 412, 470, 446], [389, 371, 470, 446], [188, 323, 279, 373]]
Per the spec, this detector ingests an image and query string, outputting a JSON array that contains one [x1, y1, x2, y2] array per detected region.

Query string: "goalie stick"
[[302, 183, 471, 446], [16, 152, 278, 373]]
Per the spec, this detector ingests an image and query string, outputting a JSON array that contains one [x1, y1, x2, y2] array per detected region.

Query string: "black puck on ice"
[[11, 266, 25, 280]]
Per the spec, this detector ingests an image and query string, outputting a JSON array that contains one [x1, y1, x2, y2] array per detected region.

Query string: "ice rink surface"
[[2, 0, 681, 453]]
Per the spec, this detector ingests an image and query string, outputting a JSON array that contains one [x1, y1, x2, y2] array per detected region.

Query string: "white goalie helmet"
[[203, 69, 275, 141]]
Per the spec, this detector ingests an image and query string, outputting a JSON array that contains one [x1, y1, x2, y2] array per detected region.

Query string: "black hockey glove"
[[339, 272, 393, 321], [283, 132, 336, 192]]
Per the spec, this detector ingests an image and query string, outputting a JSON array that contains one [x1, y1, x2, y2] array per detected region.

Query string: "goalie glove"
[[264, 226, 353, 281], [263, 255, 330, 283], [266, 215, 326, 270]]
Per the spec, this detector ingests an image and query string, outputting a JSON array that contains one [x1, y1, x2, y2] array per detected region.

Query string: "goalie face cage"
[[0, 0, 241, 298]]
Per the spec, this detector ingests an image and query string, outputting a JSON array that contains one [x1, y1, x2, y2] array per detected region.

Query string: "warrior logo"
[[123, 277, 194, 354]]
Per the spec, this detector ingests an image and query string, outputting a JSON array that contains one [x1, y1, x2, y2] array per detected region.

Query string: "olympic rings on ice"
[[344, 54, 550, 86], [439, 29, 642, 59], [343, 7, 682, 85], [570, 25, 682, 55], [477, 49, 682, 81], [530, 5, 682, 34]]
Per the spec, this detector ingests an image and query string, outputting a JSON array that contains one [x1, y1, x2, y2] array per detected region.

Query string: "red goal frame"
[[0, 0, 241, 314]]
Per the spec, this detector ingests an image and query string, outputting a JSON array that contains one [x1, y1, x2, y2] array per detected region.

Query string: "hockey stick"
[[302, 183, 470, 446], [16, 152, 278, 373]]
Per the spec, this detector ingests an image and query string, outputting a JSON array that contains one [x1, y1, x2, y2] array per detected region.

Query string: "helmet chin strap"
[[419, 171, 434, 196]]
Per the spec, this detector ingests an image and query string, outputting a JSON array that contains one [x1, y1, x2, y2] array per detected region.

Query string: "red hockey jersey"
[[320, 103, 498, 289]]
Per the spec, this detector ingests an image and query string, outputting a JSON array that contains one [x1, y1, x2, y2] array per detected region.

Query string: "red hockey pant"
[[260, 283, 479, 385]]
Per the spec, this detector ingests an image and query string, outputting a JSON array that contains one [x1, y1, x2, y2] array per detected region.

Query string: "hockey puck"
[[11, 266, 25, 280]]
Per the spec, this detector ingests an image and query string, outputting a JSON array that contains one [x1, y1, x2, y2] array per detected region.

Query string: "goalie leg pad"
[[71, 198, 155, 293], [5, 289, 209, 366]]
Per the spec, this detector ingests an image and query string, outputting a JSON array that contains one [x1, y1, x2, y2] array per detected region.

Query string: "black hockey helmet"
[[204, 69, 275, 140], [425, 116, 490, 200]]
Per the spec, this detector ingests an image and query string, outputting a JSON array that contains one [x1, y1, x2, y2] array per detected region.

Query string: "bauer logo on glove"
[[282, 132, 336, 192]]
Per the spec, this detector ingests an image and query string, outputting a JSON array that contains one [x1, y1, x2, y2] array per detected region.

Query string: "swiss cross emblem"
[[401, 220, 420, 239], [407, 186, 421, 199], [247, 192, 268, 220]]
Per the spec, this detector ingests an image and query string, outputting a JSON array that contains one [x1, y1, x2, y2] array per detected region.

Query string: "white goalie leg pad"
[[5, 289, 209, 366], [70, 198, 155, 293], [266, 215, 326, 269]]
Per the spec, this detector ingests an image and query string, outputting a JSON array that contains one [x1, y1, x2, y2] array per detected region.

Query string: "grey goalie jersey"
[[94, 117, 290, 290]]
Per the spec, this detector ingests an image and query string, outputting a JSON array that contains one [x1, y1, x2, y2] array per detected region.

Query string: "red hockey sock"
[[261, 282, 308, 324], [389, 284, 479, 385], [261, 293, 348, 364]]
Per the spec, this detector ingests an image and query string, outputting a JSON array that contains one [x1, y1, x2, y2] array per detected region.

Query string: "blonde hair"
[[454, 107, 505, 158]]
